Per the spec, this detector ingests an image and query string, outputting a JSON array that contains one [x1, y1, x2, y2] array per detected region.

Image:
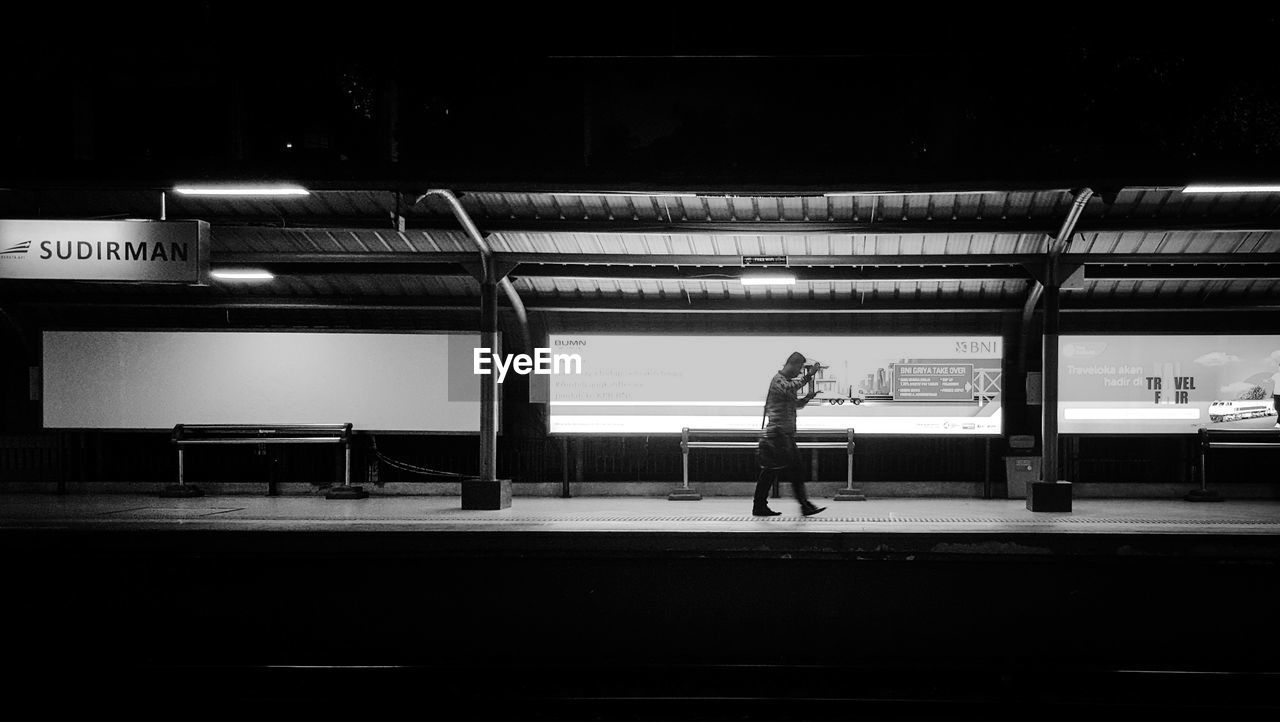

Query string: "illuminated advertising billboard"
[[548, 335, 1003, 434], [1058, 335, 1280, 434], [44, 331, 485, 432]]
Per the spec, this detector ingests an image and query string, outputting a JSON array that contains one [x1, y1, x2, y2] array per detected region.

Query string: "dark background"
[[4, 8, 1280, 718], [4, 5, 1280, 187]]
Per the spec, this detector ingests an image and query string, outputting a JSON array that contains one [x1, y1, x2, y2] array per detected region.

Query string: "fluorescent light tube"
[[174, 185, 310, 196], [740, 274, 796, 286], [1181, 185, 1280, 194], [211, 269, 275, 281]]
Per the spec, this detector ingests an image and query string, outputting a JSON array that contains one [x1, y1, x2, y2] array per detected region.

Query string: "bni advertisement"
[[1058, 335, 1280, 434], [548, 335, 1002, 434]]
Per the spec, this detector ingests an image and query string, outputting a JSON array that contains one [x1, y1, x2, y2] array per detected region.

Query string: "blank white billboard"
[[42, 331, 483, 432]]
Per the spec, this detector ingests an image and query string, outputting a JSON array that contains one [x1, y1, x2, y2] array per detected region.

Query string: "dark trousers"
[[753, 465, 810, 508]]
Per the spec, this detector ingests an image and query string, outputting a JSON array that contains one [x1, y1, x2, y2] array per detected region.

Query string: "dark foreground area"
[[4, 527, 1278, 719]]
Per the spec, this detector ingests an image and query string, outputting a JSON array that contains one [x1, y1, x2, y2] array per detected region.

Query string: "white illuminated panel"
[[1059, 335, 1280, 434], [548, 335, 1003, 435], [552, 401, 764, 407], [1064, 408, 1201, 420], [43, 331, 481, 432]]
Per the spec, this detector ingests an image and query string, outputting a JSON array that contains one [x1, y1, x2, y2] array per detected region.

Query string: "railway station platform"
[[3, 494, 1278, 717]]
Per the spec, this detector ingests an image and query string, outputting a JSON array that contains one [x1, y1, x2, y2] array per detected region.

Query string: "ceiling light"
[[174, 185, 310, 196], [1181, 184, 1280, 194], [211, 269, 275, 281], [546, 191, 700, 198], [740, 273, 796, 286]]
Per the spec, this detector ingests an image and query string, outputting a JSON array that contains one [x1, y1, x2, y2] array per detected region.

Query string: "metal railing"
[[1192, 426, 1280, 501], [675, 427, 857, 500], [167, 423, 357, 498]]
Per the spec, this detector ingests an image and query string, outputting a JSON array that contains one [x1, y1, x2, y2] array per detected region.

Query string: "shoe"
[[752, 506, 782, 517], [800, 504, 826, 517]]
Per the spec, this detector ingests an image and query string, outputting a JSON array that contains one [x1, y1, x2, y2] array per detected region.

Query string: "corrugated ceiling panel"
[[463, 192, 501, 220], [1073, 232, 1114, 254], [920, 233, 951, 254], [951, 193, 984, 220], [528, 194, 560, 219], [753, 197, 780, 222], [585, 195, 619, 221], [803, 235, 833, 256], [588, 235, 625, 253], [524, 278, 554, 294], [726, 196, 753, 221], [895, 236, 928, 255], [600, 196, 634, 221], [696, 196, 726, 222], [1003, 191, 1034, 219], [664, 234, 694, 254], [1225, 279, 1258, 294], [1251, 233, 1280, 253], [417, 231, 474, 252], [532, 233, 564, 253], [779, 196, 805, 221], [553, 195, 588, 221], [819, 196, 848, 221], [903, 194, 931, 220]]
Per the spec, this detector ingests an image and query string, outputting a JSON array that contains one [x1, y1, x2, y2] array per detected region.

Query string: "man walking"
[[754, 351, 827, 517]]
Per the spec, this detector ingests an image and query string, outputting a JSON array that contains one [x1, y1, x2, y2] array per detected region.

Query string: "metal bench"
[[163, 423, 367, 499], [1189, 426, 1280, 501], [671, 427, 862, 501]]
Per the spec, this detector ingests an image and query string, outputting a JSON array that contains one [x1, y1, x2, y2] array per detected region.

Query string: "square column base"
[[1185, 488, 1224, 502], [1026, 481, 1072, 512], [834, 489, 867, 501], [668, 490, 702, 500], [160, 484, 203, 498], [325, 485, 369, 500], [462, 479, 512, 510]]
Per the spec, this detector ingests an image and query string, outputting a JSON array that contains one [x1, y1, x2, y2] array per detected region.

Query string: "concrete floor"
[[2, 493, 1278, 535]]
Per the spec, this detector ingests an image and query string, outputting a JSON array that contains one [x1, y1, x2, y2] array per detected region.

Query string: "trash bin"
[[1004, 456, 1040, 499]]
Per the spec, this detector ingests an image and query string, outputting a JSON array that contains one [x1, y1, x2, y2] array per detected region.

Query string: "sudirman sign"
[[0, 219, 210, 284]]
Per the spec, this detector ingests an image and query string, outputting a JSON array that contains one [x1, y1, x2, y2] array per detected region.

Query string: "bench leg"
[[161, 447, 202, 498], [326, 444, 368, 499]]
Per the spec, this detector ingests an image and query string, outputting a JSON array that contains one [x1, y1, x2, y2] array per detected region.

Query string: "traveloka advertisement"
[[1058, 335, 1280, 434]]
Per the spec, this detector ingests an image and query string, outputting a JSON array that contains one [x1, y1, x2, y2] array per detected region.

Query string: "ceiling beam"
[[174, 215, 1280, 235], [1084, 264, 1280, 281], [216, 251, 1280, 267], [9, 293, 1280, 314]]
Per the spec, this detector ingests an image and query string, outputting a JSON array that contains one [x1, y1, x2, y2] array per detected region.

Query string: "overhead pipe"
[[1019, 188, 1093, 373], [413, 189, 530, 352]]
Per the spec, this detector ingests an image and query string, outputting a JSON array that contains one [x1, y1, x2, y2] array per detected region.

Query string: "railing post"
[[668, 427, 701, 500], [560, 436, 571, 499], [834, 428, 865, 501], [326, 424, 368, 499], [161, 424, 203, 498], [1185, 427, 1224, 502]]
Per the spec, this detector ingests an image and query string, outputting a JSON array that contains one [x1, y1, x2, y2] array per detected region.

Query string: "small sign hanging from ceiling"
[[741, 255, 788, 266], [0, 220, 210, 285]]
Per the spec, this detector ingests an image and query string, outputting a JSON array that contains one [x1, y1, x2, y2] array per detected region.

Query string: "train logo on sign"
[[0, 241, 31, 257]]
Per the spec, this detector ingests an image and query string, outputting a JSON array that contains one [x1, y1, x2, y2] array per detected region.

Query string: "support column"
[[1026, 188, 1090, 512], [463, 278, 511, 509], [1028, 249, 1072, 511]]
